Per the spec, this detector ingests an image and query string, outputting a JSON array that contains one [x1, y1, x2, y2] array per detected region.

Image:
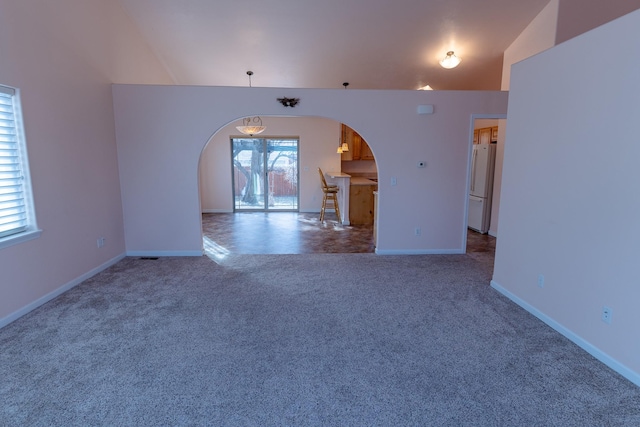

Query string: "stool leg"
[[320, 193, 327, 222]]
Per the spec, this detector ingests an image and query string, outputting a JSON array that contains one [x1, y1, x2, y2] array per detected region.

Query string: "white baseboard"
[[374, 248, 464, 255], [0, 252, 126, 329], [202, 209, 233, 213], [490, 280, 640, 388], [126, 250, 203, 257]]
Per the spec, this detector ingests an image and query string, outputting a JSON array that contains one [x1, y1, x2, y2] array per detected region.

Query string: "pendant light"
[[236, 116, 266, 136], [236, 71, 266, 136], [339, 83, 350, 153]]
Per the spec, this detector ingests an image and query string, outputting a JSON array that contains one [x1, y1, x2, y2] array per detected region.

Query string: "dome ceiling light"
[[439, 51, 461, 69]]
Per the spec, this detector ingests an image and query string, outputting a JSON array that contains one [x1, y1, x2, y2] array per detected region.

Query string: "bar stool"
[[317, 168, 341, 223]]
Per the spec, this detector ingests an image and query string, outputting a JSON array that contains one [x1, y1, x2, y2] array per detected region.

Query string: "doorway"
[[465, 116, 503, 262], [231, 137, 299, 211]]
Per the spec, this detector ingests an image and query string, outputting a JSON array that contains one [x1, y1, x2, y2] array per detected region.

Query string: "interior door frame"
[[463, 113, 507, 253]]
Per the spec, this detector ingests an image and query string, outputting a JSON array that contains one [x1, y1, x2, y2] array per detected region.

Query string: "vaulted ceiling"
[[118, 0, 551, 90]]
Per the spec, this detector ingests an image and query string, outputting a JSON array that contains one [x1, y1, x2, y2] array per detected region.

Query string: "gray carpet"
[[1, 254, 639, 426]]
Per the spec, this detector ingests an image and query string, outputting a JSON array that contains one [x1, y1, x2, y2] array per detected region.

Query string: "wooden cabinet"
[[474, 126, 499, 144], [351, 132, 363, 160], [360, 138, 374, 160], [341, 124, 374, 161], [349, 181, 377, 225], [478, 127, 492, 145]]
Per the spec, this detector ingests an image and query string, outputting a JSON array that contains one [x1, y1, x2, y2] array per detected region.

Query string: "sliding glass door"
[[231, 138, 299, 211]]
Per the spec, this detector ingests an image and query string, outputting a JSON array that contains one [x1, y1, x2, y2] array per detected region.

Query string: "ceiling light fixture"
[[236, 116, 266, 136], [439, 51, 461, 69], [418, 85, 434, 91], [339, 125, 349, 153], [236, 71, 266, 136]]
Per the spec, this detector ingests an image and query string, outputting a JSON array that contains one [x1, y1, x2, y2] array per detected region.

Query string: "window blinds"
[[0, 86, 27, 238]]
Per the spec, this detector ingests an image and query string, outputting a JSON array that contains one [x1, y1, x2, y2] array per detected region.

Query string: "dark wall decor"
[[277, 97, 300, 107]]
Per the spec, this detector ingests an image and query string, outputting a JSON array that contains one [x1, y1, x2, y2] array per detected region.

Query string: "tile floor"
[[202, 212, 495, 261]]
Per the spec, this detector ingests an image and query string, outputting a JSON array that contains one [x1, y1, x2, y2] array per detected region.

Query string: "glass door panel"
[[232, 138, 265, 210], [232, 138, 299, 211], [266, 139, 298, 210]]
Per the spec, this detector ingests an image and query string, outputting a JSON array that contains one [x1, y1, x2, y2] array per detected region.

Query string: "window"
[[0, 84, 39, 248]]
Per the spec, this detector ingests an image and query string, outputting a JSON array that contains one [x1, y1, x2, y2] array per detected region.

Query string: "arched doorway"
[[198, 116, 378, 255]]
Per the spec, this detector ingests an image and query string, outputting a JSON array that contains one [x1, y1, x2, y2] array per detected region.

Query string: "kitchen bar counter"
[[350, 177, 377, 186], [324, 173, 377, 225], [349, 178, 377, 225], [325, 172, 351, 224]]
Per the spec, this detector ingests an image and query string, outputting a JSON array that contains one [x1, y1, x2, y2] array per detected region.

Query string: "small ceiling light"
[[236, 117, 266, 136], [439, 51, 461, 69], [418, 85, 434, 91]]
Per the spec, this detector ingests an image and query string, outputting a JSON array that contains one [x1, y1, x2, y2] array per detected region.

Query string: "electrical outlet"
[[414, 227, 421, 236], [602, 306, 613, 324], [97, 237, 105, 248], [391, 176, 397, 186], [537, 274, 544, 288]]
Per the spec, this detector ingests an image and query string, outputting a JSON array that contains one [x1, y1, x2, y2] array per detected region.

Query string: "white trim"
[[374, 248, 463, 255], [202, 209, 233, 213], [491, 280, 640, 388], [0, 252, 126, 329], [0, 229, 42, 250], [126, 250, 203, 257]]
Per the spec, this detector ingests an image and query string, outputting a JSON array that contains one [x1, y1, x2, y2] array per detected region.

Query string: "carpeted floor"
[[1, 254, 639, 426]]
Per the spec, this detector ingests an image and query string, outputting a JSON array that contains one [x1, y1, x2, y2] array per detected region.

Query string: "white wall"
[[501, 0, 559, 92], [493, 9, 640, 385], [200, 117, 341, 213], [490, 0, 559, 237], [0, 0, 173, 324], [113, 87, 508, 255]]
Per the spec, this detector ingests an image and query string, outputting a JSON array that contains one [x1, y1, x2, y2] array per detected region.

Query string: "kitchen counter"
[[350, 177, 377, 186], [326, 172, 351, 178], [323, 173, 377, 225]]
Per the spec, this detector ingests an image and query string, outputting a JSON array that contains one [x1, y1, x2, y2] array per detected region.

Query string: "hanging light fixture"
[[236, 116, 266, 136], [439, 51, 461, 69], [236, 71, 266, 136], [340, 123, 349, 152]]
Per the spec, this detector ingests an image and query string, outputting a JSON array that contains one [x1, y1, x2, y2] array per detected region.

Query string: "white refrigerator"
[[468, 144, 496, 234]]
